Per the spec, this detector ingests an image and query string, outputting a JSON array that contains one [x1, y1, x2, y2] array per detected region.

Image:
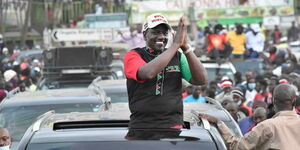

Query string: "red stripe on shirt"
[[124, 51, 146, 83]]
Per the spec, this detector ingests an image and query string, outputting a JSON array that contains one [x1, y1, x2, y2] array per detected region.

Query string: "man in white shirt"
[[245, 24, 264, 59]]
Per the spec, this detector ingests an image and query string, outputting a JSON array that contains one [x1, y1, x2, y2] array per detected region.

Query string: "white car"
[[201, 60, 236, 83]]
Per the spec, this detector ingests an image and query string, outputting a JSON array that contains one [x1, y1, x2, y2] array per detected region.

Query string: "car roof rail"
[[205, 97, 223, 110], [32, 110, 55, 132], [5, 87, 21, 99], [191, 110, 211, 130], [87, 80, 111, 108], [88, 76, 102, 88]]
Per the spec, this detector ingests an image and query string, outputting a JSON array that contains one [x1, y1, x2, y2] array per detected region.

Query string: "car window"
[[206, 68, 234, 82], [0, 104, 100, 141], [27, 141, 217, 150], [105, 91, 128, 103], [232, 59, 264, 76]]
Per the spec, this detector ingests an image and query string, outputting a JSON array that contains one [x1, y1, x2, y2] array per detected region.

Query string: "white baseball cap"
[[142, 13, 171, 32], [4, 70, 17, 82]]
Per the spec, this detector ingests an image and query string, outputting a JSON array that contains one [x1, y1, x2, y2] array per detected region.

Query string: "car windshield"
[[206, 68, 234, 82], [0, 104, 100, 141], [105, 90, 128, 103], [232, 59, 264, 76], [27, 141, 217, 150]]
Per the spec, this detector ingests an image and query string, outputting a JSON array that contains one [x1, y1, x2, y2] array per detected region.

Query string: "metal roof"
[[1, 88, 102, 107]]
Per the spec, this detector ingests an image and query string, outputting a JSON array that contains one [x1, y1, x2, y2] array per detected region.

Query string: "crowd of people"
[[0, 36, 42, 103], [194, 21, 300, 63], [122, 12, 300, 148], [183, 66, 300, 131]]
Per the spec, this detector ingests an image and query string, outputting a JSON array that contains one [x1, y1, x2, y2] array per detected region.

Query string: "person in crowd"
[[200, 84, 300, 149], [253, 79, 271, 103], [223, 100, 240, 122], [215, 80, 233, 103], [271, 25, 282, 44], [241, 71, 254, 86], [0, 76, 7, 103], [259, 22, 267, 41], [247, 107, 267, 133], [245, 24, 264, 59], [206, 81, 218, 99], [183, 86, 205, 103], [3, 70, 19, 92], [69, 19, 77, 28], [0, 128, 12, 150], [262, 46, 277, 67], [123, 13, 207, 130], [204, 26, 212, 36], [0, 48, 12, 72], [116, 24, 145, 49], [245, 78, 257, 106], [234, 72, 243, 86], [19, 60, 31, 82], [232, 89, 252, 117], [289, 73, 300, 91], [244, 24, 251, 33], [287, 21, 300, 42], [234, 72, 246, 93], [206, 24, 232, 62], [226, 23, 246, 59], [182, 84, 194, 99], [238, 100, 267, 135], [245, 71, 254, 82]]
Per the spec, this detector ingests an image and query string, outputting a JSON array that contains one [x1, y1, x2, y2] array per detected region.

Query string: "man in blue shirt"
[[183, 86, 205, 103]]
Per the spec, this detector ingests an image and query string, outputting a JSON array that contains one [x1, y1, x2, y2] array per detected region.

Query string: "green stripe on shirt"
[[180, 53, 192, 81]]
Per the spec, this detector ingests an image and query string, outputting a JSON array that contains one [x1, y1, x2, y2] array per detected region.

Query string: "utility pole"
[[188, 2, 197, 45], [20, 0, 32, 48], [0, 0, 9, 35]]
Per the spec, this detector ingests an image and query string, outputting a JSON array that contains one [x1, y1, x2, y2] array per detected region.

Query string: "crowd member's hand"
[[198, 113, 220, 125], [173, 16, 187, 49]]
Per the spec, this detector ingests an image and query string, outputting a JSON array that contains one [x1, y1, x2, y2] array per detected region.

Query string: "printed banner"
[[131, 0, 294, 24]]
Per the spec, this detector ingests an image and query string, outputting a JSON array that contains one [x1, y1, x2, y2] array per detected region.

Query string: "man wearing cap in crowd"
[[245, 24, 264, 59], [124, 13, 207, 130], [200, 84, 300, 149], [231, 89, 252, 117], [215, 79, 233, 102], [3, 70, 19, 91]]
